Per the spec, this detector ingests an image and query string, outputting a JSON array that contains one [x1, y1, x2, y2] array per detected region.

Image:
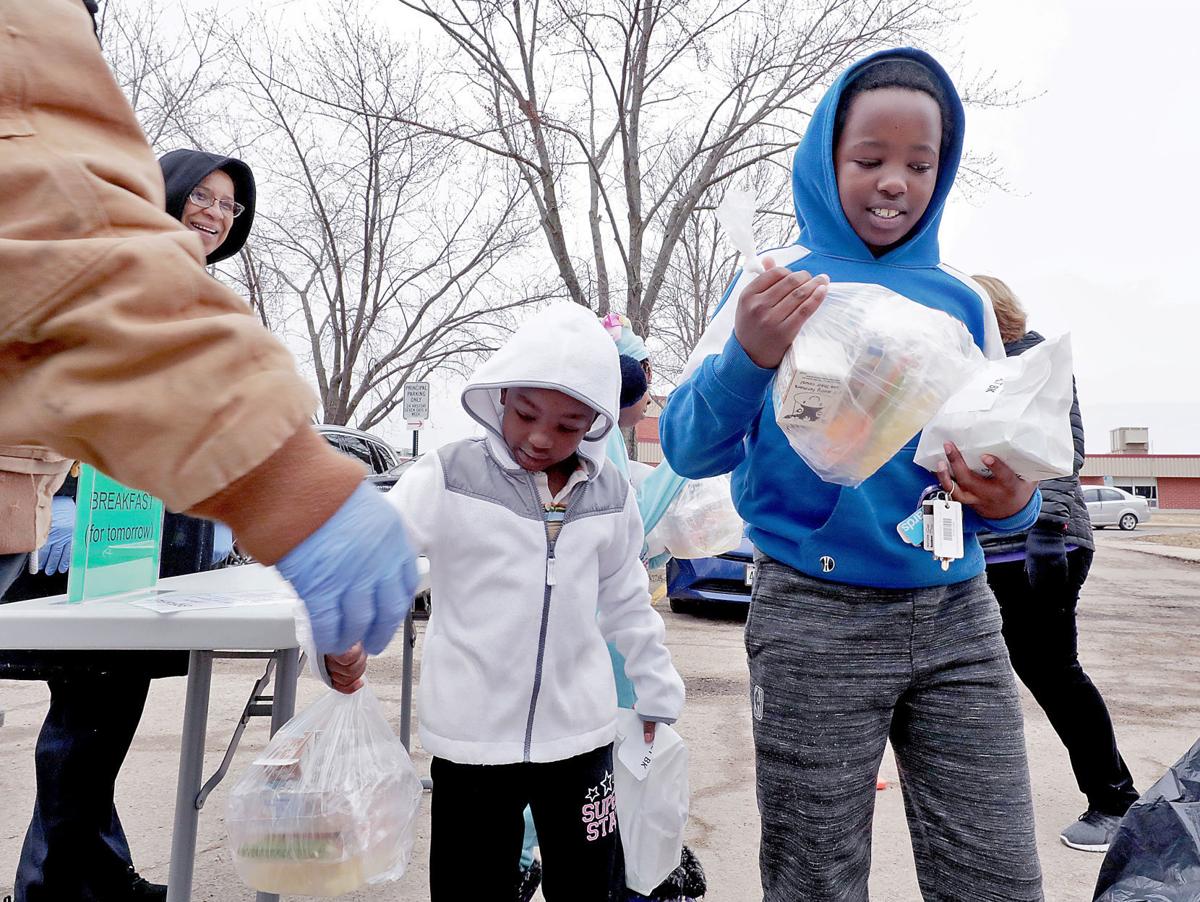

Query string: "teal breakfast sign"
[[66, 465, 164, 602]]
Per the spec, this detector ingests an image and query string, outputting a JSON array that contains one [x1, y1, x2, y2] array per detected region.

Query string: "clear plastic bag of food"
[[772, 283, 984, 486], [651, 474, 743, 560], [226, 686, 423, 897]]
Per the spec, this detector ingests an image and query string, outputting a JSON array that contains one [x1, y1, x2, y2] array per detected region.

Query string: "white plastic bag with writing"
[[915, 333, 1075, 481], [649, 473, 742, 560], [614, 709, 689, 894], [226, 686, 423, 897]]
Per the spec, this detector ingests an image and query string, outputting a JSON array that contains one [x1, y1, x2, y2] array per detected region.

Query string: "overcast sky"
[[939, 0, 1199, 454], [200, 0, 1197, 456]]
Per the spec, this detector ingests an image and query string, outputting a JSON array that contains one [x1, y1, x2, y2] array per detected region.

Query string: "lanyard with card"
[[896, 485, 964, 571]]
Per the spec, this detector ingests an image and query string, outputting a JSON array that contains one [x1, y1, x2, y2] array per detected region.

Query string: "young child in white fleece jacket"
[[315, 302, 685, 901]]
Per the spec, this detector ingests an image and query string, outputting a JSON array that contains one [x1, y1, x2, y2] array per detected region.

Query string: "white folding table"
[[0, 562, 427, 901]]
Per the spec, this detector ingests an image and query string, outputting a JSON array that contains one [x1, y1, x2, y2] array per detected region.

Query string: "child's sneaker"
[[1059, 809, 1123, 853], [517, 858, 542, 902], [633, 845, 706, 900]]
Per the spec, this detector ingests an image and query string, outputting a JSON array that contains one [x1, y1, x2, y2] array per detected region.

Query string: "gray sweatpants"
[[745, 557, 1043, 902]]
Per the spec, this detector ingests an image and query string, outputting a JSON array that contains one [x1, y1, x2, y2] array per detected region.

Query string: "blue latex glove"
[[37, 496, 75, 574], [1025, 527, 1068, 592], [276, 482, 418, 655], [211, 522, 234, 566]]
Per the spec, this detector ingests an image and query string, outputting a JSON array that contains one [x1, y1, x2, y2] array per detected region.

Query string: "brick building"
[[1080, 427, 1200, 510], [632, 395, 667, 465]]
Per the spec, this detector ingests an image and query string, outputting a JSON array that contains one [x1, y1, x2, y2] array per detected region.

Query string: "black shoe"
[[126, 866, 168, 902], [517, 858, 543, 902], [645, 845, 707, 900]]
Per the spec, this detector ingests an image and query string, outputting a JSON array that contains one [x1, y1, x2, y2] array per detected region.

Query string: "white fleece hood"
[[461, 303, 620, 475]]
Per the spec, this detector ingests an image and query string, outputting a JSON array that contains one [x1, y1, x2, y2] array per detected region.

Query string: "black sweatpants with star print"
[[429, 743, 624, 901]]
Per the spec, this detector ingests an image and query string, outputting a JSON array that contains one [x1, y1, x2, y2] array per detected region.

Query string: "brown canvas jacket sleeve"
[[0, 0, 318, 513]]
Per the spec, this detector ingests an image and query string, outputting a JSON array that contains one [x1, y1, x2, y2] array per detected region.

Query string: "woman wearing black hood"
[[155, 150, 257, 580], [2, 150, 258, 902], [159, 148, 257, 266]]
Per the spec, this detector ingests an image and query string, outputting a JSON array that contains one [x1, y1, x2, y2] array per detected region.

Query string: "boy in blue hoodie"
[[660, 50, 1044, 902]]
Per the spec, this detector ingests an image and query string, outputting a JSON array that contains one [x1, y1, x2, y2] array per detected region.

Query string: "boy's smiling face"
[[500, 386, 596, 472], [835, 87, 942, 255]]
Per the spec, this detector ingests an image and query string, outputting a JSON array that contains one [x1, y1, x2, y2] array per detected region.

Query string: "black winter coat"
[[979, 331, 1095, 558]]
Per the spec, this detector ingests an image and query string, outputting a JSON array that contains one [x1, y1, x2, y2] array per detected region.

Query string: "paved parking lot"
[[1, 530, 1197, 901]]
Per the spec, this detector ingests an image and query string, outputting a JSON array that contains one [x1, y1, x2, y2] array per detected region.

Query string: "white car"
[[1083, 486, 1151, 531]]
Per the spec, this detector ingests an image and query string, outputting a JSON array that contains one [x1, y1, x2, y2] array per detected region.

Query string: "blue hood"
[[791, 47, 964, 265]]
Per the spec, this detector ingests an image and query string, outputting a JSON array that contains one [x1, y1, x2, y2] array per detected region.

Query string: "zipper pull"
[[546, 553, 557, 586]]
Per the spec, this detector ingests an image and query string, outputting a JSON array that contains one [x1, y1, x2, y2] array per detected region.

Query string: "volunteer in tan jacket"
[[0, 0, 417, 654], [4, 149, 262, 902]]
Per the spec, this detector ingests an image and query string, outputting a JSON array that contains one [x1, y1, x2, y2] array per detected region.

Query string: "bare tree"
[[651, 161, 794, 381], [226, 4, 545, 429], [97, 0, 229, 151], [388, 0, 967, 339], [98, 0, 286, 329]]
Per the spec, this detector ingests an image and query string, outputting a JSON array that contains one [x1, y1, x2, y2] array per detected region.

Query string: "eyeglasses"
[[188, 187, 245, 218]]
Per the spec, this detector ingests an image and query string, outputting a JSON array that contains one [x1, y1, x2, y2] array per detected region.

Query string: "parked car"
[[666, 533, 754, 613], [317, 424, 413, 491], [1083, 486, 1151, 531]]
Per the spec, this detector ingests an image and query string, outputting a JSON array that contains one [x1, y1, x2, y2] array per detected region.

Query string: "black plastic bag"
[[1094, 735, 1200, 902]]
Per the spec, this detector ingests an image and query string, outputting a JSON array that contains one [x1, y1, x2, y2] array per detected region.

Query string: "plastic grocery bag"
[[226, 687, 423, 897], [772, 282, 983, 486], [650, 474, 742, 560], [1093, 735, 1200, 902], [614, 709, 689, 894], [915, 333, 1075, 481]]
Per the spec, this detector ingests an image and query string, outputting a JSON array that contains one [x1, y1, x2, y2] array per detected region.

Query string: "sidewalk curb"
[[1100, 539, 1200, 565]]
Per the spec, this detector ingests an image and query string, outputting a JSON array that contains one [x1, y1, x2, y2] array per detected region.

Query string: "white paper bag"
[[613, 709, 689, 894], [915, 334, 1075, 481]]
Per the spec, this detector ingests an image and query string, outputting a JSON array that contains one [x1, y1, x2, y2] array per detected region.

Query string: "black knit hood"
[[158, 149, 256, 264]]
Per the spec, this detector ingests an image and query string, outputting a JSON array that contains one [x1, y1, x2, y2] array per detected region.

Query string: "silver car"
[[1083, 486, 1151, 531], [316, 424, 412, 491]]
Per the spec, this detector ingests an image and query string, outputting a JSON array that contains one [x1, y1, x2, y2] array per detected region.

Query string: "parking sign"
[[403, 381, 430, 424]]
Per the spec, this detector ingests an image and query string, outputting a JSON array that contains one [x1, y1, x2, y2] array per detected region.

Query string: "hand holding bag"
[[916, 334, 1075, 481], [614, 708, 690, 894]]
